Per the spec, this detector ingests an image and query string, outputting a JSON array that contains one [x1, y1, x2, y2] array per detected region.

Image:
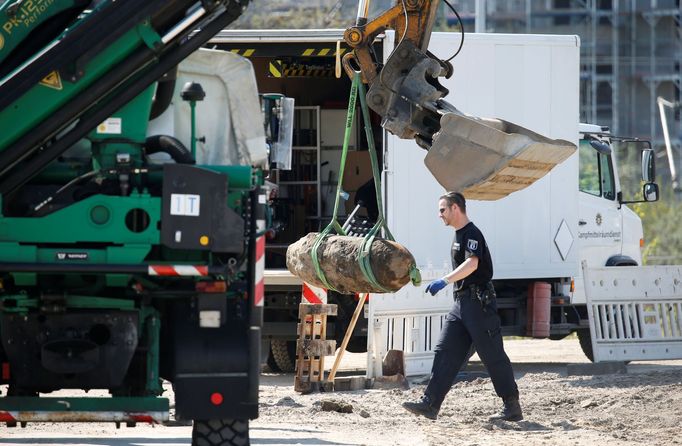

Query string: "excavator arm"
[[342, 0, 576, 200], [342, 0, 441, 85]]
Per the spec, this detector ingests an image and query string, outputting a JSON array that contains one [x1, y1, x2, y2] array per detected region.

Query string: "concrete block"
[[373, 374, 409, 390], [333, 376, 370, 391]]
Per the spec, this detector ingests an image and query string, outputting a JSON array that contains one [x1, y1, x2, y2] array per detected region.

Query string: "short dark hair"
[[440, 191, 466, 213]]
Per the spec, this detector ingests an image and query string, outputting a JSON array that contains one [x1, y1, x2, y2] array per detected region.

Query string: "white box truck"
[[210, 29, 682, 374]]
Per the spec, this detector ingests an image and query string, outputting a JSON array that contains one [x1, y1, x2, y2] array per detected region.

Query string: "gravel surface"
[[1, 337, 681, 446]]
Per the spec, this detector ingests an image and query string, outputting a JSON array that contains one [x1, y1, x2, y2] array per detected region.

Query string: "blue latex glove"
[[425, 278, 447, 296]]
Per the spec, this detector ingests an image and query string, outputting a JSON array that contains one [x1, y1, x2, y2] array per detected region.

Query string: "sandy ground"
[[1, 337, 681, 446]]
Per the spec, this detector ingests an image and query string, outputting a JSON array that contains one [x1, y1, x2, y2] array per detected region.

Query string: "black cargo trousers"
[[424, 287, 518, 410]]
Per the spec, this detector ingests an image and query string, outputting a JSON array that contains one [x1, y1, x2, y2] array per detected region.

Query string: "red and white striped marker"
[[302, 282, 327, 304], [254, 235, 265, 306], [147, 265, 208, 276]]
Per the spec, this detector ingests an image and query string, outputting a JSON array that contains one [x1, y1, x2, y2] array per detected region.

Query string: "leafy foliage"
[[230, 1, 462, 31], [614, 141, 682, 264], [633, 196, 682, 265]]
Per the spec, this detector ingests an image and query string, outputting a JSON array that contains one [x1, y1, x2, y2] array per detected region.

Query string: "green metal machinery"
[[0, 1, 265, 444]]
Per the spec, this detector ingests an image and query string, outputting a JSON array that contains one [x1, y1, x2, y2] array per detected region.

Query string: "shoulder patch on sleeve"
[[467, 239, 478, 251]]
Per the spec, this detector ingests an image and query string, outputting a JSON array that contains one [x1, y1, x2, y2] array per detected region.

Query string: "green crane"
[[0, 2, 265, 445]]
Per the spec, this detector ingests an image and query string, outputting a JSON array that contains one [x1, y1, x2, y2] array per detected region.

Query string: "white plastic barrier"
[[582, 261, 682, 362], [366, 266, 452, 378]]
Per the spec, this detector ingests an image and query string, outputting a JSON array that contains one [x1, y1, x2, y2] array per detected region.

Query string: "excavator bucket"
[[425, 112, 576, 200], [363, 40, 576, 200]]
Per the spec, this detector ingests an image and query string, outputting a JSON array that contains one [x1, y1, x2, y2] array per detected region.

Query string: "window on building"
[[597, 0, 612, 11]]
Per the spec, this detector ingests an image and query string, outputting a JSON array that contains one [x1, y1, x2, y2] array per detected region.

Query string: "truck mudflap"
[[582, 261, 682, 362], [161, 301, 259, 421], [0, 397, 169, 424]]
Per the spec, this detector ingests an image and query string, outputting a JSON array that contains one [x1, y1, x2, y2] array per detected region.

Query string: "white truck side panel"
[[371, 32, 580, 377], [385, 32, 580, 280]]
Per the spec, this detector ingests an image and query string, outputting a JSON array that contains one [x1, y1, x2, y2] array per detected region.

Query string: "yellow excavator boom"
[[342, 0, 575, 200]]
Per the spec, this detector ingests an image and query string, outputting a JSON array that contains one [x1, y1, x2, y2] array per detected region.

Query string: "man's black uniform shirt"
[[451, 221, 493, 291]]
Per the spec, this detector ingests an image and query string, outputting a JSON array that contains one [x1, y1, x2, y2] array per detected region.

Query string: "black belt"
[[455, 282, 492, 299], [454, 288, 475, 299]]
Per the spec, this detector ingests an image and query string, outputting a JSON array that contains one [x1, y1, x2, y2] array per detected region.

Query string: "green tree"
[[230, 1, 460, 31], [613, 141, 682, 265], [633, 197, 682, 265]]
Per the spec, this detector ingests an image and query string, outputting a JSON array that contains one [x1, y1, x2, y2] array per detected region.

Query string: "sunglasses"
[[440, 204, 456, 214]]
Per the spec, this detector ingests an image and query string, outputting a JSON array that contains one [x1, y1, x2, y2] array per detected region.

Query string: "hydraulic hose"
[[145, 135, 195, 164]]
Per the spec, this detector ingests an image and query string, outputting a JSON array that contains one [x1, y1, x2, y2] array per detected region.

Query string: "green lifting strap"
[[311, 72, 421, 292], [310, 74, 358, 291], [355, 78, 421, 291]]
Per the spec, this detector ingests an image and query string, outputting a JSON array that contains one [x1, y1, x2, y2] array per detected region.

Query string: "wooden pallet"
[[294, 303, 337, 393]]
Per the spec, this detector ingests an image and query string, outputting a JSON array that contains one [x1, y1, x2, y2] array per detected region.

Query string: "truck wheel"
[[577, 328, 594, 362], [549, 333, 570, 340], [270, 339, 296, 372], [192, 419, 249, 446]]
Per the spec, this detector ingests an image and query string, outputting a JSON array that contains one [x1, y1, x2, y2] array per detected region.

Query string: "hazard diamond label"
[[40, 71, 63, 90]]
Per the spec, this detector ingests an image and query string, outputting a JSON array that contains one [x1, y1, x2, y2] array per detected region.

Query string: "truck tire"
[[192, 419, 249, 446], [271, 339, 296, 373], [577, 328, 594, 362]]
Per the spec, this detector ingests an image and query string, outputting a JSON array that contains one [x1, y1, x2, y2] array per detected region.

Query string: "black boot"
[[402, 395, 439, 420], [489, 395, 523, 422]]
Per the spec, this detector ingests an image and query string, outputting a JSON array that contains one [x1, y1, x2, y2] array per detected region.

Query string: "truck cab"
[[573, 123, 659, 304]]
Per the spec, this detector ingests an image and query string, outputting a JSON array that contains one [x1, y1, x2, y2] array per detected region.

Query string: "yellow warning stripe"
[[301, 48, 347, 56], [269, 60, 283, 78], [225, 48, 346, 57], [282, 68, 334, 77], [229, 49, 256, 57]]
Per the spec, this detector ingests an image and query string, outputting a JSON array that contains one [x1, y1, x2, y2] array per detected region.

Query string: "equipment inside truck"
[[213, 33, 386, 268], [210, 32, 386, 371]]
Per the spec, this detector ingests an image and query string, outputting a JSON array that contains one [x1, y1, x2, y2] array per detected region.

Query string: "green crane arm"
[[0, 0, 248, 196]]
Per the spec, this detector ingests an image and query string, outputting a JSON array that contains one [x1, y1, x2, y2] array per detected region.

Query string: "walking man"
[[402, 192, 523, 421]]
